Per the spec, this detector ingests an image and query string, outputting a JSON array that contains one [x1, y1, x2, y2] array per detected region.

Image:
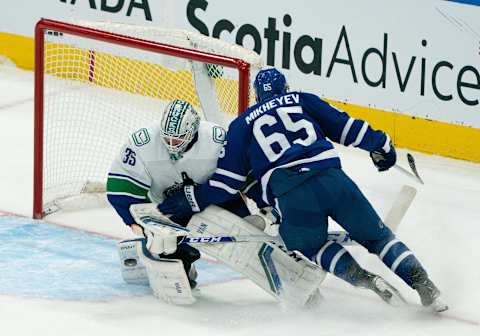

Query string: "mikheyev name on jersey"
[[245, 93, 300, 125]]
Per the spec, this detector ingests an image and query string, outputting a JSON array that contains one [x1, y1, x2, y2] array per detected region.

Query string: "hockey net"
[[34, 19, 263, 219]]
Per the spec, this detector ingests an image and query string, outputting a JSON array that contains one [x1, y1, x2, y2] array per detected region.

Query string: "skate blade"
[[428, 298, 449, 313], [373, 278, 407, 307]]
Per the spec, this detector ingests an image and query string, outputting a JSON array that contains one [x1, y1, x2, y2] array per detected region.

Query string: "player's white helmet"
[[160, 99, 200, 161]]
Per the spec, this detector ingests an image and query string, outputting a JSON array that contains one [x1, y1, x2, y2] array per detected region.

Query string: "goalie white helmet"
[[160, 99, 201, 161]]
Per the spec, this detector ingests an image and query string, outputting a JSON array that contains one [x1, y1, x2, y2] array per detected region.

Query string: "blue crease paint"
[[0, 216, 241, 301]]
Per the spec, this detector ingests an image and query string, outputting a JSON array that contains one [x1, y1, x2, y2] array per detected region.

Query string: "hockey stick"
[[383, 185, 417, 231], [134, 185, 416, 246], [138, 215, 352, 245], [407, 153, 424, 184], [182, 232, 349, 245], [394, 153, 424, 185], [182, 185, 416, 245]]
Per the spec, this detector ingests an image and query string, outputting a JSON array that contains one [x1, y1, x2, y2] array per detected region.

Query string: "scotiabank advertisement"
[[1, 0, 480, 127], [179, 0, 480, 128]]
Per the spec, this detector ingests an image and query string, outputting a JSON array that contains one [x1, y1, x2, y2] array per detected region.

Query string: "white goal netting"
[[36, 20, 263, 217]]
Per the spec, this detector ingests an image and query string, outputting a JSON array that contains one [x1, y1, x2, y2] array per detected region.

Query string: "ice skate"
[[356, 270, 406, 307], [412, 270, 448, 312]]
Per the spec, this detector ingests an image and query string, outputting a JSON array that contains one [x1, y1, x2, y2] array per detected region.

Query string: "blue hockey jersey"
[[195, 91, 390, 209]]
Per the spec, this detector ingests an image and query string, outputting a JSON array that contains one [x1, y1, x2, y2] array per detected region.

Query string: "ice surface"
[[0, 64, 479, 335]]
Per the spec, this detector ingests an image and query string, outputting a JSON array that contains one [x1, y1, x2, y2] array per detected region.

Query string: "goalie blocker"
[[127, 203, 326, 307]]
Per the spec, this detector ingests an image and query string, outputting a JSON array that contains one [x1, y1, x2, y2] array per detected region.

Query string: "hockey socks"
[[315, 241, 361, 285], [314, 241, 405, 305], [367, 236, 426, 287], [314, 241, 384, 287], [363, 235, 448, 311]]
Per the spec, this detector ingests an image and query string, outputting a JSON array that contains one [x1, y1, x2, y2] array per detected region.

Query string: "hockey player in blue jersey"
[[159, 68, 448, 312]]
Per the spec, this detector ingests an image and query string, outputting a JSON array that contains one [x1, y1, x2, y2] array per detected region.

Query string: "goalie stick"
[[135, 219, 349, 245], [133, 185, 417, 247], [394, 153, 424, 185], [182, 231, 349, 245]]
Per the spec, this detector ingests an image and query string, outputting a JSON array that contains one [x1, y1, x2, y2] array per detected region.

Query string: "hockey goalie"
[[107, 98, 326, 306]]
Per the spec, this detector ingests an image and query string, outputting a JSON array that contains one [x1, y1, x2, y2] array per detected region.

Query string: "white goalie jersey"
[[107, 120, 226, 225]]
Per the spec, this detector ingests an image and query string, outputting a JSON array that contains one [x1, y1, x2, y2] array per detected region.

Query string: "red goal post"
[[33, 19, 262, 219]]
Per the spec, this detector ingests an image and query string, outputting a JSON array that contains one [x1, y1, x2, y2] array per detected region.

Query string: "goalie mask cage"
[[33, 19, 263, 219]]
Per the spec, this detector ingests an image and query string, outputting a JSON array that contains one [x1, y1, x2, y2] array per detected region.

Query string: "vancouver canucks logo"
[[132, 128, 150, 146], [212, 126, 226, 144]]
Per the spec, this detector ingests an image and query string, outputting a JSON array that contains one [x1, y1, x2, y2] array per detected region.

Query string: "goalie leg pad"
[[118, 238, 149, 285], [187, 205, 326, 307], [136, 239, 196, 305]]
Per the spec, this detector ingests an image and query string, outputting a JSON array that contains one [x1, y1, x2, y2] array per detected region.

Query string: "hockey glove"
[[143, 223, 188, 255], [158, 185, 200, 218], [129, 203, 189, 255], [370, 140, 397, 172]]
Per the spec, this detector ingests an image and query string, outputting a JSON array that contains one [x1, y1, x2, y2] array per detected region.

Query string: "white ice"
[[0, 63, 479, 336]]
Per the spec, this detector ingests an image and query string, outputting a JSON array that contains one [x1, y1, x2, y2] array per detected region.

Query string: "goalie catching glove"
[[130, 203, 189, 255]]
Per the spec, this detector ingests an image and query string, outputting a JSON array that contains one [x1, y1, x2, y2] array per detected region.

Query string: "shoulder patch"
[[212, 126, 226, 144], [132, 128, 150, 146]]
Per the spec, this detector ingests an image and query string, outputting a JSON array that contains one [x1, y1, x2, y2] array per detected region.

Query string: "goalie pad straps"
[[187, 205, 326, 307], [118, 238, 195, 305]]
